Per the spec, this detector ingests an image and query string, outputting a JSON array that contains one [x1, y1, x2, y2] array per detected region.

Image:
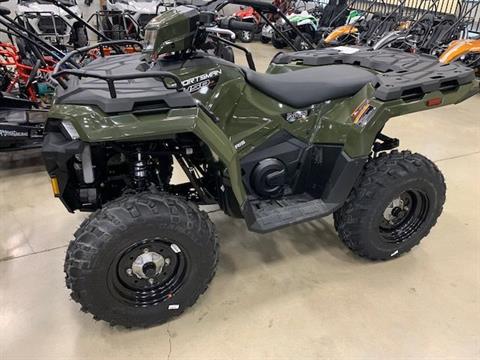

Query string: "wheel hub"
[[242, 31, 252, 40], [383, 197, 409, 224], [130, 249, 166, 279], [113, 238, 187, 306], [379, 189, 430, 244]]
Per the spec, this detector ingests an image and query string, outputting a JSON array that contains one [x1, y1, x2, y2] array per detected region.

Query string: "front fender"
[[439, 39, 480, 64], [47, 104, 247, 205]]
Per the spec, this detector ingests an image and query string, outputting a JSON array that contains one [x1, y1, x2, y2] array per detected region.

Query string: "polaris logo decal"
[[0, 129, 28, 137], [182, 70, 222, 93]]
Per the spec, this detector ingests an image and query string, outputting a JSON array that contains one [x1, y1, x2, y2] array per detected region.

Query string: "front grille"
[[38, 16, 68, 35], [137, 14, 156, 29]]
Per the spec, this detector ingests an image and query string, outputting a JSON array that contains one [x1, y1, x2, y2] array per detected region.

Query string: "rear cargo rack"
[[271, 48, 476, 101]]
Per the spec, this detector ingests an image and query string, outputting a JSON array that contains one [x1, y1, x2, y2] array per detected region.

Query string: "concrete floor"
[[1, 43, 480, 359]]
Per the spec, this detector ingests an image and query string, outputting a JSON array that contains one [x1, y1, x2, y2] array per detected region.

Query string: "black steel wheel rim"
[[109, 238, 188, 307], [241, 31, 252, 41], [299, 40, 309, 50], [379, 190, 430, 244]]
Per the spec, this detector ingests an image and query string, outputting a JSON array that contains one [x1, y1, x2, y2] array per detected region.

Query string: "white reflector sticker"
[[171, 244, 181, 253], [333, 46, 361, 54]]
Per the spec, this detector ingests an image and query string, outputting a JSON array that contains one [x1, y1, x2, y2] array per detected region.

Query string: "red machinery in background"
[[0, 41, 55, 104]]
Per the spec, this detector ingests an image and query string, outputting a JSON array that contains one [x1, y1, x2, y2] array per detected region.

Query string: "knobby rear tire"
[[334, 150, 446, 260]]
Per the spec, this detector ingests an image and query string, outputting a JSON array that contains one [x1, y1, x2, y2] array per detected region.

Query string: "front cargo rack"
[[52, 69, 184, 99], [51, 40, 194, 113], [51, 40, 184, 99]]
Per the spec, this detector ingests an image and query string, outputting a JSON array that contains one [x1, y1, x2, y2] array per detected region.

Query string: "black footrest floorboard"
[[243, 194, 337, 233]]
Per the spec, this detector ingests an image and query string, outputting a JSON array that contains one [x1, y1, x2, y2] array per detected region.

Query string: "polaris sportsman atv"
[[42, 0, 479, 328]]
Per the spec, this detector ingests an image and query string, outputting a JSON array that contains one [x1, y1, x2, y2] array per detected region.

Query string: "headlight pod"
[[143, 28, 157, 53], [61, 121, 80, 140]]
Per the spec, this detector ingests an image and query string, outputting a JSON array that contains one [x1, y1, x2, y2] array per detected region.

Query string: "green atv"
[[42, 0, 478, 328]]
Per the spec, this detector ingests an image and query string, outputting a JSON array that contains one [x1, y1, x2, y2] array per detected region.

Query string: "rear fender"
[[313, 81, 479, 158], [47, 104, 247, 205]]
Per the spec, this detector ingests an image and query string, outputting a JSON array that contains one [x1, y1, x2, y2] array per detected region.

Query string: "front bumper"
[[42, 131, 84, 212]]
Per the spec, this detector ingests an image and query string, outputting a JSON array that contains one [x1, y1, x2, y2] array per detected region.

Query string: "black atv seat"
[[243, 65, 377, 108]]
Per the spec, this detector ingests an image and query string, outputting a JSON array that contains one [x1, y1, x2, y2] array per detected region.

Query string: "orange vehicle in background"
[[323, 23, 358, 43], [439, 38, 480, 75]]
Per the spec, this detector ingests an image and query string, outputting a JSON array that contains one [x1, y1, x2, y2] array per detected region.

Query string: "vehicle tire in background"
[[272, 32, 287, 49], [334, 150, 446, 261], [64, 193, 218, 327], [293, 33, 313, 50], [71, 23, 88, 48], [238, 30, 254, 43], [260, 36, 270, 43]]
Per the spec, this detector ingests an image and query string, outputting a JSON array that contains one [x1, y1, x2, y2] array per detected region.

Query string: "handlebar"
[[204, 26, 236, 40], [219, 18, 257, 32], [227, 0, 277, 13]]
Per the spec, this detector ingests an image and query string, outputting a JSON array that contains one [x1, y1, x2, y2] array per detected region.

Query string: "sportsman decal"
[[181, 69, 222, 93]]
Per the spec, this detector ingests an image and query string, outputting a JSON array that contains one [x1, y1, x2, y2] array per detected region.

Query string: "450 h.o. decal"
[[181, 70, 222, 93]]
